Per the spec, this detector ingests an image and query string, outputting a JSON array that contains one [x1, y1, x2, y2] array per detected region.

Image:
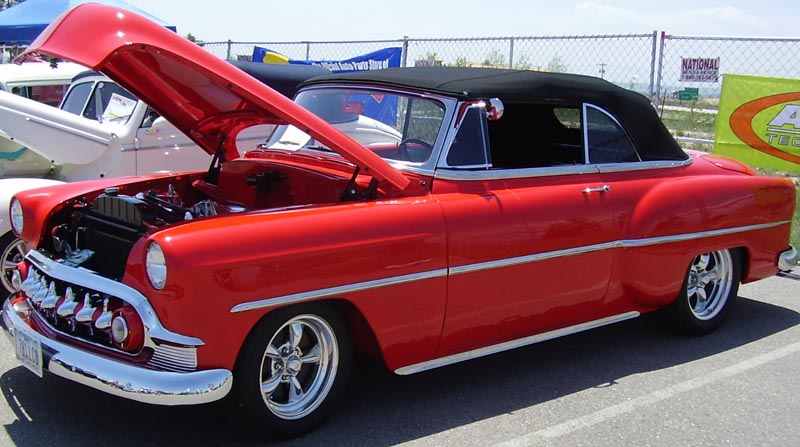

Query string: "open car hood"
[[19, 3, 409, 190]]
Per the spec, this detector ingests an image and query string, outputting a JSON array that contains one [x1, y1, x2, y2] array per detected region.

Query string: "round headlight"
[[145, 241, 167, 289], [10, 199, 24, 235]]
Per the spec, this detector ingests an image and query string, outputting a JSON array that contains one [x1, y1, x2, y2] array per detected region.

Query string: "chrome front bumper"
[[2, 298, 232, 406], [779, 245, 798, 272]]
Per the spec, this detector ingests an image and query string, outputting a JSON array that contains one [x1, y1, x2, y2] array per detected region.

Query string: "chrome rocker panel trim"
[[395, 311, 640, 375], [779, 245, 798, 271], [2, 299, 232, 405]]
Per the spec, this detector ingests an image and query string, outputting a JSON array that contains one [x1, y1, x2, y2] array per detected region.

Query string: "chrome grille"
[[20, 264, 197, 373], [149, 344, 198, 372]]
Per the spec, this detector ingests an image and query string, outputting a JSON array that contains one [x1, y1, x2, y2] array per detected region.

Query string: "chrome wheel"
[[259, 314, 339, 420], [661, 248, 740, 335], [1, 236, 25, 294], [686, 250, 734, 321]]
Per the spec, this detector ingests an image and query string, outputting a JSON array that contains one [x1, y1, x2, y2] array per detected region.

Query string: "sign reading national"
[[680, 57, 720, 82]]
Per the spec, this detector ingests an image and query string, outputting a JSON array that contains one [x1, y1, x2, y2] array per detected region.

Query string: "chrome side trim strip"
[[434, 164, 598, 181], [450, 241, 619, 275], [230, 268, 448, 313], [595, 158, 692, 173], [231, 220, 790, 314], [452, 221, 789, 276], [394, 311, 640, 375], [433, 158, 692, 181], [619, 221, 790, 248]]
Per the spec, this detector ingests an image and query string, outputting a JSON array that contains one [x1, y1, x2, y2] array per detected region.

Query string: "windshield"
[[266, 88, 446, 164]]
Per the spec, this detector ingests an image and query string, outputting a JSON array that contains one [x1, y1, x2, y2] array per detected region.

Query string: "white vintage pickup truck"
[[0, 61, 329, 293]]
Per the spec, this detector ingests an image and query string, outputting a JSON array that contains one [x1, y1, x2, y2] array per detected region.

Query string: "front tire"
[[1, 232, 25, 295], [662, 249, 740, 335], [227, 303, 352, 439]]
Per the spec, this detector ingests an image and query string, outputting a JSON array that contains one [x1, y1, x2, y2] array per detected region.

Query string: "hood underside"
[[19, 3, 408, 190]]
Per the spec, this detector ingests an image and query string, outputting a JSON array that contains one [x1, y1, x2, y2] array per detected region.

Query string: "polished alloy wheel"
[[1, 237, 25, 294], [686, 250, 734, 321], [259, 314, 339, 420]]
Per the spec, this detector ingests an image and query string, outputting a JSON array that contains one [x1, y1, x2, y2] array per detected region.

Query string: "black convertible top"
[[229, 61, 330, 98], [303, 67, 686, 161], [304, 67, 626, 102]]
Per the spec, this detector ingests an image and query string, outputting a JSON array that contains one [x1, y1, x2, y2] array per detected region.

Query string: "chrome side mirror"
[[485, 98, 504, 121]]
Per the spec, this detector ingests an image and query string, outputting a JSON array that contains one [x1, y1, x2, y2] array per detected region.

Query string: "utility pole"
[[598, 62, 607, 79]]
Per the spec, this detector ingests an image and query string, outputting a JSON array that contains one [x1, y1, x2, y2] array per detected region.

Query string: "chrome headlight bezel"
[[10, 198, 24, 235], [145, 241, 167, 290]]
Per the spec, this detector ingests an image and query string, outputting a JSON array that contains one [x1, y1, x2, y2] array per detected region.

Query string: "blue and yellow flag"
[[251, 47, 401, 73]]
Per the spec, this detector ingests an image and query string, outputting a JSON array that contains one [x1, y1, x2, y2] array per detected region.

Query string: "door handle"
[[582, 185, 611, 194]]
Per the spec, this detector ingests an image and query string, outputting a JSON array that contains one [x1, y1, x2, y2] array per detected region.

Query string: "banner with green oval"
[[715, 73, 800, 173]]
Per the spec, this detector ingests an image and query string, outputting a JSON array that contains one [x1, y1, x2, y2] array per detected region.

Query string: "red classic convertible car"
[[4, 4, 797, 439]]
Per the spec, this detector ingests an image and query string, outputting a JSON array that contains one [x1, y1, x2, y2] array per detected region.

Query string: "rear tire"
[[662, 249, 740, 335], [227, 303, 352, 439]]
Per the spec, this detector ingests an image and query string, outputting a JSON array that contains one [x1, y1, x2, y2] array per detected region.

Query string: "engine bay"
[[42, 158, 355, 280]]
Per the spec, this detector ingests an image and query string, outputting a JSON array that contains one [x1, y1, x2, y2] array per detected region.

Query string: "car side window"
[[585, 104, 640, 164], [141, 107, 161, 128], [487, 103, 585, 168], [445, 106, 491, 168], [82, 81, 137, 122], [61, 81, 93, 115]]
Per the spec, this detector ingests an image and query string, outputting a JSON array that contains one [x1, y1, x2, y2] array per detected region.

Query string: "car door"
[[584, 104, 692, 307], [434, 102, 616, 357]]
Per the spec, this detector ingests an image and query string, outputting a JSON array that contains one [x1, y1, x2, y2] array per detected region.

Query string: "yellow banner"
[[714, 74, 800, 172]]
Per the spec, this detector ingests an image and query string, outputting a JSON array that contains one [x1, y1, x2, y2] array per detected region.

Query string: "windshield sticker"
[[102, 93, 137, 123], [270, 125, 312, 150]]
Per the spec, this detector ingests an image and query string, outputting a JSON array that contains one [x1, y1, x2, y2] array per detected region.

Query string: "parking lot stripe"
[[495, 340, 800, 446]]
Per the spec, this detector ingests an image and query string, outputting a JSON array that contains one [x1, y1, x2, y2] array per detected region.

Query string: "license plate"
[[14, 325, 43, 378]]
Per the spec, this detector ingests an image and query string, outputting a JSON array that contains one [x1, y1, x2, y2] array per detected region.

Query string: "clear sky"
[[122, 0, 800, 43]]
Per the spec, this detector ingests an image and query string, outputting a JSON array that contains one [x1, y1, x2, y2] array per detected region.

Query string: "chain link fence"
[[5, 33, 800, 149], [201, 40, 406, 63], [657, 34, 800, 149]]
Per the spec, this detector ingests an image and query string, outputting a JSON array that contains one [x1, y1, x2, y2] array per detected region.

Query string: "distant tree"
[[514, 54, 533, 70], [452, 56, 469, 67], [184, 32, 205, 47], [546, 55, 568, 73], [483, 49, 507, 68], [415, 51, 442, 67]]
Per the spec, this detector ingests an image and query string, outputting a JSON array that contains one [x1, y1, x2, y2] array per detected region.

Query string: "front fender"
[[123, 199, 449, 371]]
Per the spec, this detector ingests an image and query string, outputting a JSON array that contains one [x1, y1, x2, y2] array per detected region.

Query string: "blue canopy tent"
[[0, 0, 176, 45]]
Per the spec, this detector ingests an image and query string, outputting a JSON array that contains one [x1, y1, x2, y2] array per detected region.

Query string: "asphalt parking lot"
[[0, 272, 797, 446]]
